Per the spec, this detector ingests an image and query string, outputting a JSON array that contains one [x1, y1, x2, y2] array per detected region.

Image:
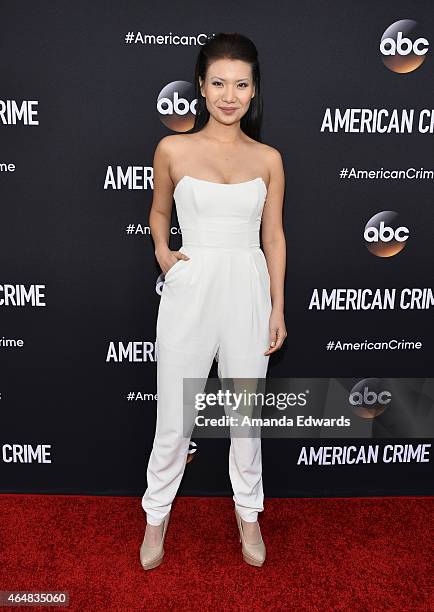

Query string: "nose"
[[222, 85, 237, 103]]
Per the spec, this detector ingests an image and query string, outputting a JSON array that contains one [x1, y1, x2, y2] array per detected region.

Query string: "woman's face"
[[199, 58, 255, 125]]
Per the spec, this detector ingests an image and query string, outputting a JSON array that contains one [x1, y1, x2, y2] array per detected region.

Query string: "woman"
[[140, 32, 286, 569]]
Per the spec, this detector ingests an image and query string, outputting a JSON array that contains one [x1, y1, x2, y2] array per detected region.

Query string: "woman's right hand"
[[155, 247, 190, 276]]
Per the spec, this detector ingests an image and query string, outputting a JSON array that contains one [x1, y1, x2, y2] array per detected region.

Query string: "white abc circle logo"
[[157, 80, 196, 131], [364, 222, 409, 243], [380, 30, 429, 56], [364, 211, 409, 257], [380, 19, 429, 73]]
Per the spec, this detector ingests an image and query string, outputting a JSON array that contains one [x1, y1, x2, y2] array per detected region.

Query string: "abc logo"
[[349, 378, 391, 419], [157, 80, 196, 131], [380, 19, 429, 73], [186, 440, 197, 464], [364, 211, 409, 257]]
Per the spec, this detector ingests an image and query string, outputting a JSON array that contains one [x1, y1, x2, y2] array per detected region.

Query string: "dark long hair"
[[187, 32, 263, 142]]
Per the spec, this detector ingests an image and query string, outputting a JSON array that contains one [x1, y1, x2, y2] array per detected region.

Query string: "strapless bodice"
[[173, 175, 267, 249]]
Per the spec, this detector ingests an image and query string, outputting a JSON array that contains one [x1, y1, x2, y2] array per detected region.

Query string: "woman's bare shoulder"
[[250, 141, 284, 182], [155, 133, 197, 156], [254, 140, 283, 159], [153, 134, 198, 184]]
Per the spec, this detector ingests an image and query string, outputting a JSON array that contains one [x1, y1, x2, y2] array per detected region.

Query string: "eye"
[[211, 81, 249, 88]]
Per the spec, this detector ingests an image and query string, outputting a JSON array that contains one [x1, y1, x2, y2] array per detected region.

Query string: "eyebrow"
[[209, 76, 250, 81]]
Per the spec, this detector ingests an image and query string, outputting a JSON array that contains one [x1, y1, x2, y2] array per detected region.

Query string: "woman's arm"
[[261, 147, 287, 354], [149, 136, 190, 275]]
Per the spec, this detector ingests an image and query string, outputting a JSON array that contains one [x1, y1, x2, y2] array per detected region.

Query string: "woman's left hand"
[[264, 308, 287, 355]]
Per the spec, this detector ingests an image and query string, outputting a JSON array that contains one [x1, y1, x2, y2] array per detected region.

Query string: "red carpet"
[[0, 494, 432, 611]]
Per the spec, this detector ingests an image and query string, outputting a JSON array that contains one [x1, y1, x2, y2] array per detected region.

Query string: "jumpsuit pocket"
[[163, 248, 198, 285], [251, 249, 272, 314], [252, 249, 271, 286], [164, 245, 191, 281], [164, 258, 184, 280]]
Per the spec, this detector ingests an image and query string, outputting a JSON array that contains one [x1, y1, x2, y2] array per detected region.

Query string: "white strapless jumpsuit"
[[142, 175, 272, 525]]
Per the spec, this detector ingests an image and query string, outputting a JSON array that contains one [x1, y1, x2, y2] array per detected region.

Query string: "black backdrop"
[[1, 2, 433, 498]]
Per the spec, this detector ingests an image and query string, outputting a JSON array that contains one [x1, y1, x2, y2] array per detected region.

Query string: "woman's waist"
[[180, 226, 260, 249]]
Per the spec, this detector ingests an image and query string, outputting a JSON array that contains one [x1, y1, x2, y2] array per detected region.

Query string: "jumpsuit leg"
[[142, 247, 219, 525], [216, 347, 270, 523], [216, 248, 272, 523], [142, 339, 215, 525]]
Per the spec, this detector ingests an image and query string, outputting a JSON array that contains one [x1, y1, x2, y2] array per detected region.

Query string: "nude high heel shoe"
[[234, 508, 266, 567], [140, 511, 171, 570]]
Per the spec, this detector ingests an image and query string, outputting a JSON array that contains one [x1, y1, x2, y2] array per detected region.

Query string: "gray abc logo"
[[349, 378, 391, 419], [349, 387, 392, 406]]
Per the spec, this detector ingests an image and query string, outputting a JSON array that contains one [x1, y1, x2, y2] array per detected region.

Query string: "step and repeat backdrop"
[[1, 2, 433, 498]]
